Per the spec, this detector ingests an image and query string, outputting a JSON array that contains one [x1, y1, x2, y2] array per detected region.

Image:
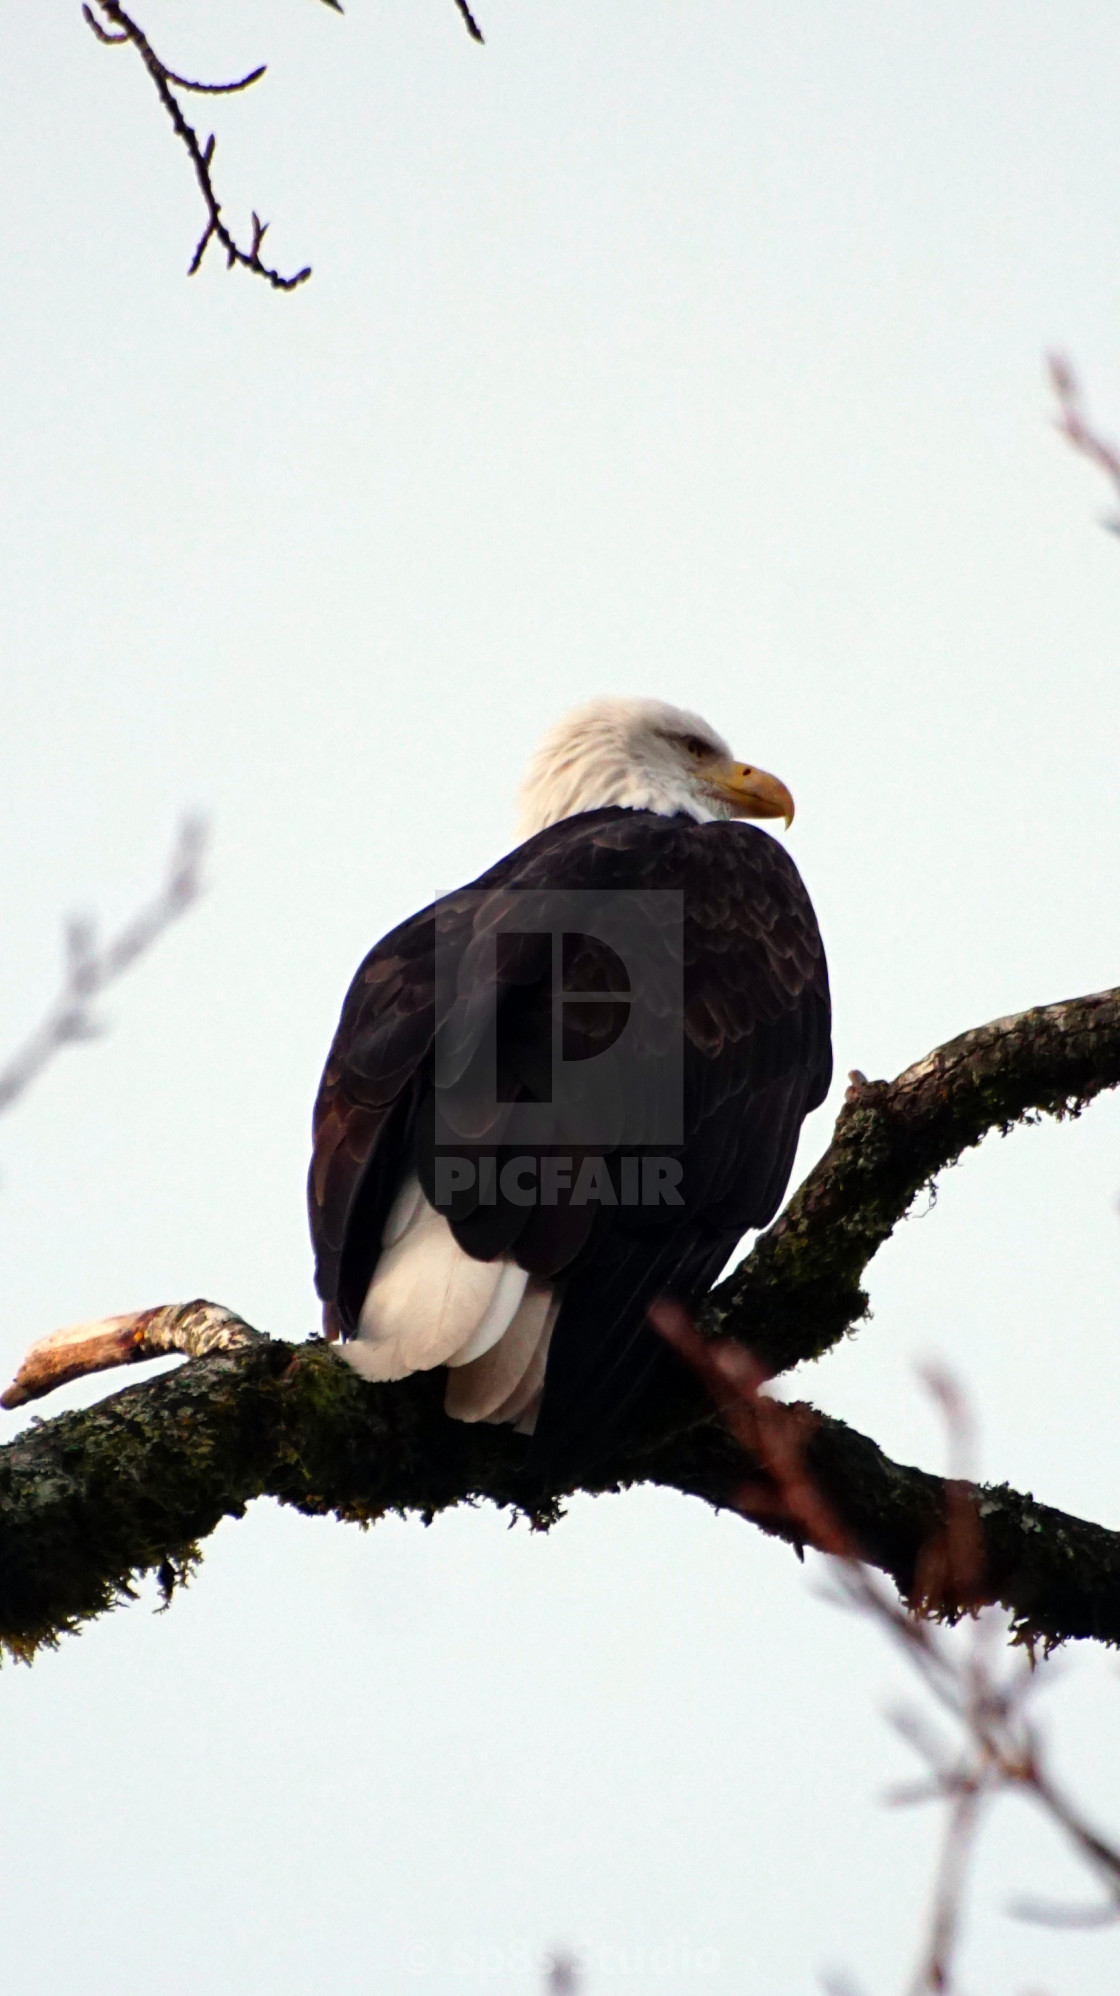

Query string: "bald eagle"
[[309, 698, 831, 1450]]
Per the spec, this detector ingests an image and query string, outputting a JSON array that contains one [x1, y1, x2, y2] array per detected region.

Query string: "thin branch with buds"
[[655, 1309, 1120, 1994], [80, 0, 487, 287], [81, 0, 311, 289], [0, 819, 207, 1120]]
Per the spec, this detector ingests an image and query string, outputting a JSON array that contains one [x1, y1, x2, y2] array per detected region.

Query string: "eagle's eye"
[[682, 735, 711, 759]]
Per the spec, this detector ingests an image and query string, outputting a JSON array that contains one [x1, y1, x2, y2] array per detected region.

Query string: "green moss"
[[3, 988, 1119, 1658]]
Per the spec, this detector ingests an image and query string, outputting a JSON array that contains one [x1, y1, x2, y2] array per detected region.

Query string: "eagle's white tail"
[[342, 1174, 557, 1434]]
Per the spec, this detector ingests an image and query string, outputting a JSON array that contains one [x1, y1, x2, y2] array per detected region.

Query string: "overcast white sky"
[[2, 3, 1119, 1990]]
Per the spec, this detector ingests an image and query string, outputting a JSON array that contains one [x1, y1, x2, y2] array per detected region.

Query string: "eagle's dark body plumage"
[[309, 806, 831, 1449]]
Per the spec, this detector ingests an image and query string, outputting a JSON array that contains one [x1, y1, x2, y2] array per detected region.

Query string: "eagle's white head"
[[516, 696, 795, 840]]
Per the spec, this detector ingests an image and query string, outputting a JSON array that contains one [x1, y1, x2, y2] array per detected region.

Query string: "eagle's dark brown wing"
[[309, 807, 830, 1430]]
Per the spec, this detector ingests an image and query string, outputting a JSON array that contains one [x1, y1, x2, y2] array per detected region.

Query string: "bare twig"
[[452, 0, 486, 42], [84, 8, 128, 43], [81, 0, 311, 289], [1048, 352, 1120, 531], [657, 1312, 1120, 1993], [162, 62, 267, 98], [0, 819, 207, 1119]]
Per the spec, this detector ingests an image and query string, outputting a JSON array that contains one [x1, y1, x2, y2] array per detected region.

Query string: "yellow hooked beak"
[[703, 758, 795, 828]]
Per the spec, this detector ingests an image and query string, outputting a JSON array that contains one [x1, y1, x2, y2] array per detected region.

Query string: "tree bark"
[[3, 1336, 1120, 1660], [706, 985, 1120, 1372], [2, 984, 1119, 1661]]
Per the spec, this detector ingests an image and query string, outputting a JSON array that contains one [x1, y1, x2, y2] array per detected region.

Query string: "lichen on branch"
[[706, 984, 1120, 1373], [3, 1332, 1120, 1663], [2, 981, 1119, 1659]]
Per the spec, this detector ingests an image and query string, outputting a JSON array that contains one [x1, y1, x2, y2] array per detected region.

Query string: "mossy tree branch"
[[2, 983, 1119, 1659], [706, 984, 1120, 1372], [4, 1335, 1120, 1661]]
